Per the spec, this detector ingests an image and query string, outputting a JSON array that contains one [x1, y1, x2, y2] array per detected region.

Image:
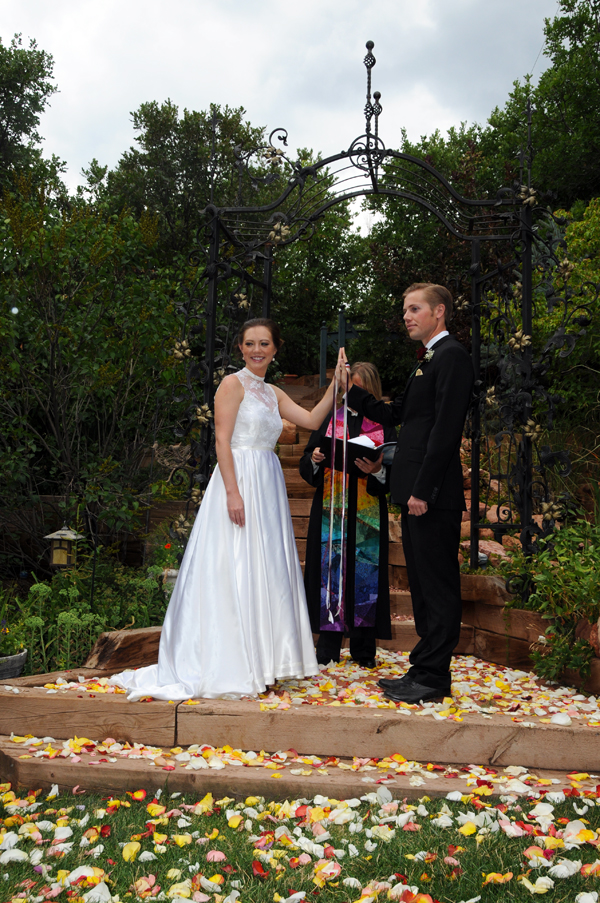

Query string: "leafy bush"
[[8, 559, 168, 674], [501, 516, 600, 681], [144, 518, 188, 570], [0, 590, 24, 657]]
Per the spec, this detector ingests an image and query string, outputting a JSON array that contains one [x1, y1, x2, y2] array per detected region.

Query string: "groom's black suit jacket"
[[347, 335, 473, 509]]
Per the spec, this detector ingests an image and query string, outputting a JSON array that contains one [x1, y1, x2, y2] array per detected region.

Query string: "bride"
[[111, 319, 347, 700]]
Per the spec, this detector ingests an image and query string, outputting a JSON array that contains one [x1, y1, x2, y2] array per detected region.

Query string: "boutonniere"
[[423, 349, 435, 363]]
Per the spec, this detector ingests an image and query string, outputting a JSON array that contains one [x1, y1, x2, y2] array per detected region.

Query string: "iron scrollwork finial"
[[349, 41, 386, 184]]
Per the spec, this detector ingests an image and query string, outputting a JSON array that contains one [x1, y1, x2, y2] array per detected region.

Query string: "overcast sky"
[[3, 0, 559, 193]]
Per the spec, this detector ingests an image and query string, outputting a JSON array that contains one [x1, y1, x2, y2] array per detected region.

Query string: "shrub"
[[8, 558, 168, 674], [501, 515, 600, 681]]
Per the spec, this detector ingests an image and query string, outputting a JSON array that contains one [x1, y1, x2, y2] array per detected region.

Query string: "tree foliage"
[[482, 0, 600, 206], [0, 174, 181, 570], [86, 101, 267, 262], [0, 34, 59, 181]]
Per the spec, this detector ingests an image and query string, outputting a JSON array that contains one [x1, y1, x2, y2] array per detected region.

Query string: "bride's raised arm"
[[272, 348, 348, 430]]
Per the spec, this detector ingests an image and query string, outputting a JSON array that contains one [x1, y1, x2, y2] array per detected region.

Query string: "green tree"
[[0, 175, 181, 571], [0, 34, 59, 181], [87, 101, 267, 262], [482, 0, 600, 206]]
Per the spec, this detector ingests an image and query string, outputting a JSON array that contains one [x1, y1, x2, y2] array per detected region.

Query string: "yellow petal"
[[208, 875, 224, 885], [122, 841, 141, 862], [458, 821, 477, 836], [172, 834, 192, 847]]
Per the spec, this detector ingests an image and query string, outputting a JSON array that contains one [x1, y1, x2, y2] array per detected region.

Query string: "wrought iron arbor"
[[172, 41, 595, 565]]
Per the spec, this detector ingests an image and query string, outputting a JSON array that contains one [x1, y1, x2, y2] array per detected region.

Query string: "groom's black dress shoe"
[[382, 677, 451, 704], [354, 658, 377, 669], [378, 673, 411, 690]]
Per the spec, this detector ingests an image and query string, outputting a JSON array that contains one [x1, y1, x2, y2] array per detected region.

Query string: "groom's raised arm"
[[346, 384, 403, 428]]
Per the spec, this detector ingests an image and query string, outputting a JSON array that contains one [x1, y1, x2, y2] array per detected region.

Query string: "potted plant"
[[0, 598, 27, 680]]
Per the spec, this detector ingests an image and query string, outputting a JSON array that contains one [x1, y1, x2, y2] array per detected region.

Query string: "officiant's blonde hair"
[[350, 362, 382, 401]]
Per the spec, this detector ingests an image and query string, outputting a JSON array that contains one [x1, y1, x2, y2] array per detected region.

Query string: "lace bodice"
[[230, 368, 282, 450]]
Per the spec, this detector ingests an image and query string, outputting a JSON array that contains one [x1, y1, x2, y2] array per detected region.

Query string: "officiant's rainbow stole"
[[320, 408, 384, 632]]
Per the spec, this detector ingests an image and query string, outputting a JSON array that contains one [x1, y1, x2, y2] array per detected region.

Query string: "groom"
[[345, 283, 473, 703]]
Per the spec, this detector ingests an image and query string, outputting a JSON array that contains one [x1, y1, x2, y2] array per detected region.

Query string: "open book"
[[319, 436, 397, 470]]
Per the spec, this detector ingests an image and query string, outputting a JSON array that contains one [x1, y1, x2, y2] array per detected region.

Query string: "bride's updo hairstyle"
[[237, 318, 284, 352]]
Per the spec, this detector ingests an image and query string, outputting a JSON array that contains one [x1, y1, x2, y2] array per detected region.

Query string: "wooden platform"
[[0, 734, 591, 801], [2, 670, 600, 775]]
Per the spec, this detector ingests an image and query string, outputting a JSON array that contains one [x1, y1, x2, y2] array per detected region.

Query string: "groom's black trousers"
[[401, 505, 462, 690]]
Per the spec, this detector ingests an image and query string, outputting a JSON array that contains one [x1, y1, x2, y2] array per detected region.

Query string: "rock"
[[576, 619, 600, 657], [486, 504, 511, 524], [591, 622, 600, 658], [460, 538, 510, 566], [503, 534, 522, 551], [478, 539, 510, 559]]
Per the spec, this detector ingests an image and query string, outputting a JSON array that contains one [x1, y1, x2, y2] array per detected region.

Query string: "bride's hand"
[[335, 348, 350, 388], [227, 491, 245, 527]]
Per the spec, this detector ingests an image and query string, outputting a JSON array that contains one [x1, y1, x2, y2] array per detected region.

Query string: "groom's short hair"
[[403, 283, 453, 324]]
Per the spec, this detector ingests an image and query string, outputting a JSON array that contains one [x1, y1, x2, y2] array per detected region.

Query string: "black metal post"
[[520, 204, 534, 552], [320, 322, 328, 387], [202, 216, 219, 481], [261, 245, 273, 319], [469, 241, 482, 570]]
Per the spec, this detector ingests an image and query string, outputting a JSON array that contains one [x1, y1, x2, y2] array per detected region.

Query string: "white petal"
[[83, 881, 112, 903], [550, 713, 572, 726], [0, 833, 19, 851], [0, 849, 28, 863]]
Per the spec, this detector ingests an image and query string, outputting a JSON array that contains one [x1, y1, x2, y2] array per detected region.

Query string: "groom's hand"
[[407, 495, 428, 516]]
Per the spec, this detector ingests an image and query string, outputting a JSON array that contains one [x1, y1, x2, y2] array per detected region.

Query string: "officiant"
[[299, 362, 396, 668]]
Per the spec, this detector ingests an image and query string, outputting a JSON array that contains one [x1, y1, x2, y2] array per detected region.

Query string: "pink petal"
[[206, 850, 227, 862]]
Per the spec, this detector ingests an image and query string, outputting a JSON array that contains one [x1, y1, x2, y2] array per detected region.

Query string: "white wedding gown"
[[111, 367, 318, 700]]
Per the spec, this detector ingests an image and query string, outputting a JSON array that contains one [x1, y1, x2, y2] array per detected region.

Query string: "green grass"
[[2, 785, 600, 902]]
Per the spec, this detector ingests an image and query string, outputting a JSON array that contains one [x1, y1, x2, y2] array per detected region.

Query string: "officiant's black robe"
[[299, 412, 396, 640]]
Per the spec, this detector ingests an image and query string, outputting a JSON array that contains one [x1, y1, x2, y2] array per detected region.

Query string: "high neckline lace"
[[242, 367, 266, 382]]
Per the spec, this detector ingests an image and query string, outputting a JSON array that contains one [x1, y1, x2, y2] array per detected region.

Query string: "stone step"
[[289, 498, 313, 516], [292, 517, 309, 539], [1, 735, 587, 801], [280, 455, 304, 469], [390, 590, 412, 617], [279, 442, 310, 457], [288, 486, 316, 499]]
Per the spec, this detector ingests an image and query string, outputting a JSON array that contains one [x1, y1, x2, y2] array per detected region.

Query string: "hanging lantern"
[[44, 526, 84, 568]]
